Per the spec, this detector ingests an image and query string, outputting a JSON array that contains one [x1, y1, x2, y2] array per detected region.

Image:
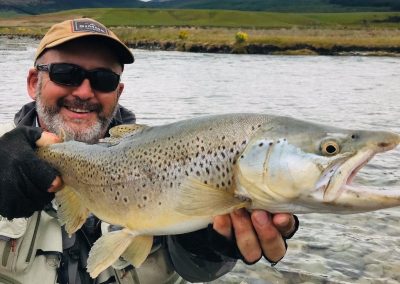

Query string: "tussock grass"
[[1, 8, 400, 54]]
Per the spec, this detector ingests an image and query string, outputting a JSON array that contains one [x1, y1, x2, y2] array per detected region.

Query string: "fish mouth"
[[322, 149, 378, 202], [322, 134, 399, 203]]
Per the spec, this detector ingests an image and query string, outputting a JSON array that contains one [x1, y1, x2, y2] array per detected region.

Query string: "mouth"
[[322, 149, 375, 202], [60, 100, 101, 117], [66, 107, 93, 114]]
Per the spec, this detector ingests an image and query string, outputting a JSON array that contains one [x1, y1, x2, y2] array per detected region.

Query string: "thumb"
[[35, 131, 62, 147], [35, 131, 64, 192]]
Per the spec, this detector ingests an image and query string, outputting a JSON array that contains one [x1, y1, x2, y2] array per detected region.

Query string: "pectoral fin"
[[176, 177, 250, 217], [55, 186, 89, 235]]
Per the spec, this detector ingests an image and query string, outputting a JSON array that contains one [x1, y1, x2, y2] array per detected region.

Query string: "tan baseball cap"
[[35, 18, 134, 64]]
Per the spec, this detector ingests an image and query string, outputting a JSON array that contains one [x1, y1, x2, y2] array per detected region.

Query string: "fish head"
[[236, 117, 400, 213]]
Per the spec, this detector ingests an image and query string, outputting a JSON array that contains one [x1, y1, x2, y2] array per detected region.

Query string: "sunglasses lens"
[[48, 63, 120, 92], [49, 63, 84, 86], [89, 70, 120, 92]]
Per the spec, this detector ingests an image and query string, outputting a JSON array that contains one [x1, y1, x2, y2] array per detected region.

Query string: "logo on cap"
[[72, 20, 109, 35]]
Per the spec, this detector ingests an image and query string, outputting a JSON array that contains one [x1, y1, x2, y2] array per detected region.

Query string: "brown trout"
[[36, 113, 400, 277]]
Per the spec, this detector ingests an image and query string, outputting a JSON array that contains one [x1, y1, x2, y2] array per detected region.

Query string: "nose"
[[71, 78, 95, 100]]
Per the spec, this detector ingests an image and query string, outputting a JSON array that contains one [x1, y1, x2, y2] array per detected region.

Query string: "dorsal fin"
[[108, 124, 149, 138]]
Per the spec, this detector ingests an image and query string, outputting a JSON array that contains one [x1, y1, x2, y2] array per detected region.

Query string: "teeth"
[[68, 107, 91, 113]]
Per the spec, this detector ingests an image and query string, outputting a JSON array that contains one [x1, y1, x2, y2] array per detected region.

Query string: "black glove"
[[0, 126, 58, 218]]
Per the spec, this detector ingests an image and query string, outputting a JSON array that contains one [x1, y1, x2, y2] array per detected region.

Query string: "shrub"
[[178, 30, 189, 40], [235, 31, 248, 44]]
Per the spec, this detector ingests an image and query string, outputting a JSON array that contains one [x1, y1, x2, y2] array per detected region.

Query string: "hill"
[[1, 0, 400, 15]]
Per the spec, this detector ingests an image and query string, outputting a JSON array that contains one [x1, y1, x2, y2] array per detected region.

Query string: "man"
[[0, 18, 298, 283]]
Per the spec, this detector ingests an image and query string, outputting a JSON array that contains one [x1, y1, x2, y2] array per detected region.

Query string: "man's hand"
[[0, 126, 62, 218], [213, 209, 298, 264]]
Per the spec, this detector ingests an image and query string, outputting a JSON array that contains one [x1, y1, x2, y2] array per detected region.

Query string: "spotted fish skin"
[[36, 113, 400, 277]]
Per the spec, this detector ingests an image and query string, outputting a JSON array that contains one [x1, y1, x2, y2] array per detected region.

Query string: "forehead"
[[39, 39, 122, 71]]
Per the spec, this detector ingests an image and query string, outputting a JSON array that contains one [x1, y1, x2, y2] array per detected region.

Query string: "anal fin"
[[87, 229, 136, 278], [122, 235, 153, 267]]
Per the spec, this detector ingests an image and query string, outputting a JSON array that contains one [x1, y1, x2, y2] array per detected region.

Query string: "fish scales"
[[36, 113, 400, 278], [38, 114, 271, 229]]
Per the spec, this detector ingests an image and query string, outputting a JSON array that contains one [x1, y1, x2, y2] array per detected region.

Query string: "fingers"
[[272, 213, 297, 238], [213, 214, 232, 239], [230, 209, 261, 263], [48, 176, 63, 193], [36, 131, 62, 147], [251, 210, 286, 263]]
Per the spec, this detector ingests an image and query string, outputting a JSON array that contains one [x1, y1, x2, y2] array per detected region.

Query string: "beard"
[[35, 76, 117, 144]]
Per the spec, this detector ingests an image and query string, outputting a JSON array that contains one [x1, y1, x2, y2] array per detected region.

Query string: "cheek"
[[39, 81, 67, 104], [97, 94, 119, 115]]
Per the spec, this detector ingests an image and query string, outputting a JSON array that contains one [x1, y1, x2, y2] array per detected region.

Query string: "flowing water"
[[1, 36, 400, 283]]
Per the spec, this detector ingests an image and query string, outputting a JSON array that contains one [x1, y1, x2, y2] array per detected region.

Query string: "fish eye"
[[321, 141, 340, 156]]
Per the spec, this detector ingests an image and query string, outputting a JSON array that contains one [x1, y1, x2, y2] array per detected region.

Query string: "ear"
[[116, 83, 124, 99], [27, 68, 39, 100]]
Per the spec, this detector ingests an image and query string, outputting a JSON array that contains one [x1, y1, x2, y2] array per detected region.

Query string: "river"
[[1, 36, 400, 284]]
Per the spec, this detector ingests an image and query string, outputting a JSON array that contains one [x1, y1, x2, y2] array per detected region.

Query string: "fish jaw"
[[316, 132, 400, 212]]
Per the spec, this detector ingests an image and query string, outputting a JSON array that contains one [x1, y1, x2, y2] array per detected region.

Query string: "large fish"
[[36, 113, 400, 278]]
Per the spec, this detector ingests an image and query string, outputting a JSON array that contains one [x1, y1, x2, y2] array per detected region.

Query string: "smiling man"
[[0, 18, 298, 284]]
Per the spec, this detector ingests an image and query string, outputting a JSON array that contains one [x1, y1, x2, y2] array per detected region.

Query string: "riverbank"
[[3, 26, 400, 56], [1, 9, 400, 56]]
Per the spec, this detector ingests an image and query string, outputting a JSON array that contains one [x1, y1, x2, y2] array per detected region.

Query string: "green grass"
[[1, 8, 400, 29]]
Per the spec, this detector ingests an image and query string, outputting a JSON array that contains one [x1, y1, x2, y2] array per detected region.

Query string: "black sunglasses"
[[36, 63, 121, 93]]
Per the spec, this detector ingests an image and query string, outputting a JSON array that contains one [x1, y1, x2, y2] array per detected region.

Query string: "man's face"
[[28, 41, 124, 143]]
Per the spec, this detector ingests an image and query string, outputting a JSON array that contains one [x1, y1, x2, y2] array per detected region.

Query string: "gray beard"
[[35, 76, 116, 144]]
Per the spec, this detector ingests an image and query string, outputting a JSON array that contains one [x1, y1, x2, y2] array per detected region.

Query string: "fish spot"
[[378, 142, 391, 148]]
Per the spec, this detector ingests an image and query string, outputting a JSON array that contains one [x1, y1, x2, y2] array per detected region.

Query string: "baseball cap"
[[35, 18, 134, 64]]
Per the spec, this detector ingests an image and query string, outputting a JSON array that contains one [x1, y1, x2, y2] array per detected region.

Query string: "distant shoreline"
[[126, 40, 400, 56], [1, 9, 400, 56], [3, 33, 400, 57]]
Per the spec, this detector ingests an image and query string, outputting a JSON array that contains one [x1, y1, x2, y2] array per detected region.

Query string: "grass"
[[1, 8, 400, 55]]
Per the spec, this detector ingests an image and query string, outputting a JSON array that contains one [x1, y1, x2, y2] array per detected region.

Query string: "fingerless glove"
[[0, 126, 58, 218]]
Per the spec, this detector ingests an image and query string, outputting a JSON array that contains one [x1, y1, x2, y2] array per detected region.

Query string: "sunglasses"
[[36, 63, 121, 93]]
